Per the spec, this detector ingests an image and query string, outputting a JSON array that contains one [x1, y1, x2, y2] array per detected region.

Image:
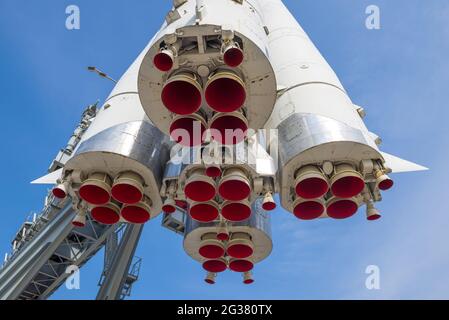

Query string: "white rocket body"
[[137, 0, 277, 146], [258, 0, 426, 220]]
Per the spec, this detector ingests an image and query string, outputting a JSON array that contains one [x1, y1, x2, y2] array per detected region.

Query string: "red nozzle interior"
[[52, 187, 67, 199], [262, 200, 276, 211], [221, 202, 251, 222], [224, 47, 244, 68], [111, 183, 142, 205], [293, 201, 325, 220], [219, 179, 251, 201], [169, 117, 206, 147], [205, 77, 246, 113], [153, 51, 173, 72], [175, 200, 188, 210], [121, 205, 151, 224], [295, 177, 329, 199], [217, 232, 229, 241], [243, 279, 255, 285], [79, 184, 110, 206], [206, 166, 222, 178], [189, 203, 219, 223], [379, 178, 394, 191], [72, 220, 85, 228], [210, 114, 248, 145], [184, 180, 216, 202], [199, 244, 225, 259], [227, 244, 253, 259], [203, 260, 227, 273], [162, 204, 176, 214], [367, 213, 382, 221], [91, 206, 120, 225], [331, 176, 365, 198], [161, 79, 202, 115], [327, 199, 358, 220], [205, 278, 216, 285], [229, 260, 254, 273]]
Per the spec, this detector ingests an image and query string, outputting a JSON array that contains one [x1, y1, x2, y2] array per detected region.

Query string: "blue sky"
[[0, 0, 448, 299]]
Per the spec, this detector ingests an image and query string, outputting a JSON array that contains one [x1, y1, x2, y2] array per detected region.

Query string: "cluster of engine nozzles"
[[293, 164, 394, 221], [52, 171, 153, 227], [199, 232, 255, 285], [162, 167, 276, 223], [154, 44, 248, 146]]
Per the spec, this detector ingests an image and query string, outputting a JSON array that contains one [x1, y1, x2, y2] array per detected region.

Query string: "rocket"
[[32, 0, 426, 285], [259, 0, 426, 221]]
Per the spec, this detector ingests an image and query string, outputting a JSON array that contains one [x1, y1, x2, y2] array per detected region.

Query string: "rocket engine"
[[137, 0, 277, 147], [184, 198, 272, 285], [31, 0, 426, 286]]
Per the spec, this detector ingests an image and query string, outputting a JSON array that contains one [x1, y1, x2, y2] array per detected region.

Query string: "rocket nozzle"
[[121, 196, 152, 224], [293, 198, 325, 220], [218, 168, 251, 201], [375, 171, 394, 191], [161, 72, 202, 115], [326, 197, 359, 220], [91, 202, 121, 225], [262, 192, 276, 211], [79, 172, 112, 206], [52, 181, 68, 199], [216, 224, 229, 241], [184, 169, 216, 202], [223, 44, 244, 68], [227, 233, 253, 259], [243, 272, 254, 285], [330, 164, 365, 198], [111, 171, 144, 205], [221, 200, 251, 222], [205, 71, 246, 113], [162, 197, 177, 214], [229, 259, 254, 273], [366, 202, 381, 221], [295, 166, 329, 199], [72, 213, 87, 228], [202, 258, 227, 273], [205, 272, 217, 285], [205, 165, 222, 178], [199, 234, 225, 259], [189, 201, 220, 223], [153, 49, 174, 72], [169, 114, 206, 147], [210, 112, 248, 145]]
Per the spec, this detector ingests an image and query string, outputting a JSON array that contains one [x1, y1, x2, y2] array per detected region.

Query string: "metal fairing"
[[277, 113, 383, 212], [183, 198, 273, 264], [65, 121, 172, 215]]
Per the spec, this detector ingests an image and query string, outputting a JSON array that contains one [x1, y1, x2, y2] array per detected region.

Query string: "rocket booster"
[[259, 0, 426, 220]]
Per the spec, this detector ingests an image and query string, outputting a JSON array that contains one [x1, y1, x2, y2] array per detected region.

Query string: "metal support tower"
[[0, 196, 116, 300], [96, 224, 144, 300], [0, 102, 144, 300]]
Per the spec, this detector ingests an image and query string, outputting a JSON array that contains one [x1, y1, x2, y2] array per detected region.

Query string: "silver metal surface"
[[0, 198, 116, 300], [96, 224, 144, 300], [65, 120, 173, 214], [277, 113, 378, 167], [183, 198, 272, 264], [73, 120, 171, 189]]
